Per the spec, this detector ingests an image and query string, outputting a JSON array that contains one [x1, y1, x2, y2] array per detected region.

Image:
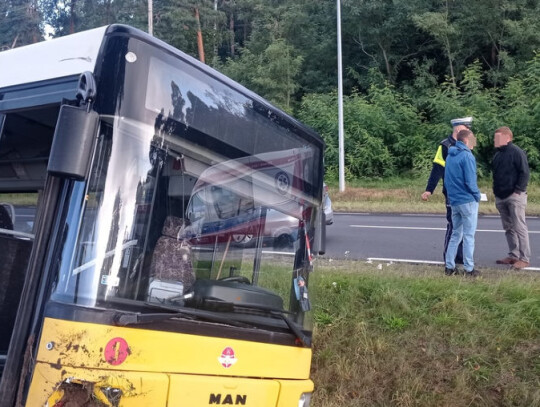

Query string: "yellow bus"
[[0, 25, 325, 406]]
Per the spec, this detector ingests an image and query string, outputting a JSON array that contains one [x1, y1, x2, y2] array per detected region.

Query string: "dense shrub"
[[299, 56, 540, 181]]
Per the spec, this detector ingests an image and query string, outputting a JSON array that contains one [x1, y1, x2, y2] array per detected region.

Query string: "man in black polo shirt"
[[492, 126, 531, 269]]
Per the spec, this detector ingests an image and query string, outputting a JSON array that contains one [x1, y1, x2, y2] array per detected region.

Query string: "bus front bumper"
[[28, 362, 313, 406]]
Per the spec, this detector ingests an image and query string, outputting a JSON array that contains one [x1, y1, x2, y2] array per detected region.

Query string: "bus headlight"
[[298, 392, 312, 407]]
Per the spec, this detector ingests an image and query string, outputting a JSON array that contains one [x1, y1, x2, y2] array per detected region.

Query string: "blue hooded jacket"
[[445, 141, 481, 206]]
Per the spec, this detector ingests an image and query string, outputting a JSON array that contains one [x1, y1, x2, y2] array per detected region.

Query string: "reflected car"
[[323, 183, 333, 225], [231, 209, 299, 248], [233, 184, 333, 248]]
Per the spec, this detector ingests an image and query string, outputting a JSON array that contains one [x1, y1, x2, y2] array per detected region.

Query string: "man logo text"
[[209, 393, 247, 405]]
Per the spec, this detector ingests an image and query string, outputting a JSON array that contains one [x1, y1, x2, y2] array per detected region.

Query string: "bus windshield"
[[50, 35, 323, 335]]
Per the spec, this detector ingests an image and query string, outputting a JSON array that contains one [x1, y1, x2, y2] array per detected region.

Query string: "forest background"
[[2, 0, 540, 183]]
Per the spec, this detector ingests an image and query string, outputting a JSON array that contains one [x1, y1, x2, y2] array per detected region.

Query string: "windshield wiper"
[[113, 301, 311, 346], [113, 305, 253, 328], [275, 311, 311, 347], [202, 299, 311, 346]]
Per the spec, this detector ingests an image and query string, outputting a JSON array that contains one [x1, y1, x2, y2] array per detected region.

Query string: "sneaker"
[[496, 257, 517, 265], [444, 267, 456, 276], [465, 269, 481, 277], [512, 260, 530, 269]]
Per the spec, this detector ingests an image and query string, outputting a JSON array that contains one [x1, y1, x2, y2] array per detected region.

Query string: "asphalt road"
[[10, 206, 540, 269], [13, 206, 35, 233], [324, 213, 540, 270]]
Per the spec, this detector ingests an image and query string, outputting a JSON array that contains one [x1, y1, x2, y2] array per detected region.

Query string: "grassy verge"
[[310, 260, 540, 407], [0, 193, 39, 206], [328, 178, 540, 215]]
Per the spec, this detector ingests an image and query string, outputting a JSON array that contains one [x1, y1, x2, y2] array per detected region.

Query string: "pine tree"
[[0, 0, 42, 49]]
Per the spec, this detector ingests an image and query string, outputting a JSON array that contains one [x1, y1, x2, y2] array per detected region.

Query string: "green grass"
[[310, 260, 540, 406], [193, 249, 296, 309], [0, 193, 39, 206], [328, 177, 540, 215]]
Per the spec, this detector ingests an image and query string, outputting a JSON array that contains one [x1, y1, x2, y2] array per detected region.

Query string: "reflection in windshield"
[[51, 47, 321, 337], [52, 114, 314, 326], [95, 117, 156, 300], [146, 58, 248, 123]]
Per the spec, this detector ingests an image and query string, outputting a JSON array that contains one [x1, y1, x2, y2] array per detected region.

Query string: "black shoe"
[[444, 267, 456, 276], [465, 269, 481, 277]]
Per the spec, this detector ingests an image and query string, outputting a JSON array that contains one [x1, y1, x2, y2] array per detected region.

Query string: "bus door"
[[0, 106, 58, 377]]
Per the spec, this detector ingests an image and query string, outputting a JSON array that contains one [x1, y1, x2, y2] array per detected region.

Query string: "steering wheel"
[[219, 276, 251, 284]]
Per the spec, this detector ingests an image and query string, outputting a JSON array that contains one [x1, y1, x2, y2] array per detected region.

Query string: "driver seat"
[[149, 216, 195, 289]]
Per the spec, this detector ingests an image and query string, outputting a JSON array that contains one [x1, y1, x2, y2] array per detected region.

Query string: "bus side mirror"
[[47, 104, 99, 180]]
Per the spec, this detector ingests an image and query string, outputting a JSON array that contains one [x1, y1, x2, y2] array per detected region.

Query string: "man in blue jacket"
[[422, 117, 473, 265], [444, 129, 481, 276]]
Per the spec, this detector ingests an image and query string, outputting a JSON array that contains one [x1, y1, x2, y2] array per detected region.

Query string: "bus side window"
[[0, 204, 13, 230], [0, 234, 32, 353]]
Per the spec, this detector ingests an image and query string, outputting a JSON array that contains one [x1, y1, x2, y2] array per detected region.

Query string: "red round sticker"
[[104, 337, 130, 365], [218, 346, 237, 368]]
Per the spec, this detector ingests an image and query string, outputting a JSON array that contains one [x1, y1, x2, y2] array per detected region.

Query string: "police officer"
[[422, 117, 473, 270]]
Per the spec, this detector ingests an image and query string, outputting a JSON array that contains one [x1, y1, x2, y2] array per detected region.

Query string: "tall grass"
[[310, 260, 540, 407], [328, 178, 540, 215]]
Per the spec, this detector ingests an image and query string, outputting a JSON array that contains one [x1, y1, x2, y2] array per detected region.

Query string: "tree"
[[153, 0, 223, 60], [41, 0, 147, 37], [343, 0, 429, 85], [220, 38, 302, 112], [412, 0, 463, 86], [252, 38, 303, 111], [0, 0, 42, 49]]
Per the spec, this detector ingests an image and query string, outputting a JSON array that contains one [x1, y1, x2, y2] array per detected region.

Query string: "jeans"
[[445, 201, 479, 272]]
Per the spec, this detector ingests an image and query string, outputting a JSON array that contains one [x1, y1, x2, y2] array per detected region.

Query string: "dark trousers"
[[444, 196, 464, 264]]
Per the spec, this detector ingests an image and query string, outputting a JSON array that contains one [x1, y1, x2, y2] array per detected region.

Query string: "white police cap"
[[450, 116, 473, 127]]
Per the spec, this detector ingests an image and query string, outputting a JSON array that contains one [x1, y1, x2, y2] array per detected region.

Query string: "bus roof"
[[0, 24, 323, 148], [0, 26, 107, 89]]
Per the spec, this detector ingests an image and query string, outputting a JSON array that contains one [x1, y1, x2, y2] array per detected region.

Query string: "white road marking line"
[[367, 257, 540, 271], [368, 257, 444, 265], [352, 225, 446, 230], [262, 250, 295, 256], [482, 215, 538, 219], [0, 228, 35, 239], [401, 213, 443, 217], [350, 225, 540, 233], [336, 213, 539, 219], [476, 229, 540, 233]]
